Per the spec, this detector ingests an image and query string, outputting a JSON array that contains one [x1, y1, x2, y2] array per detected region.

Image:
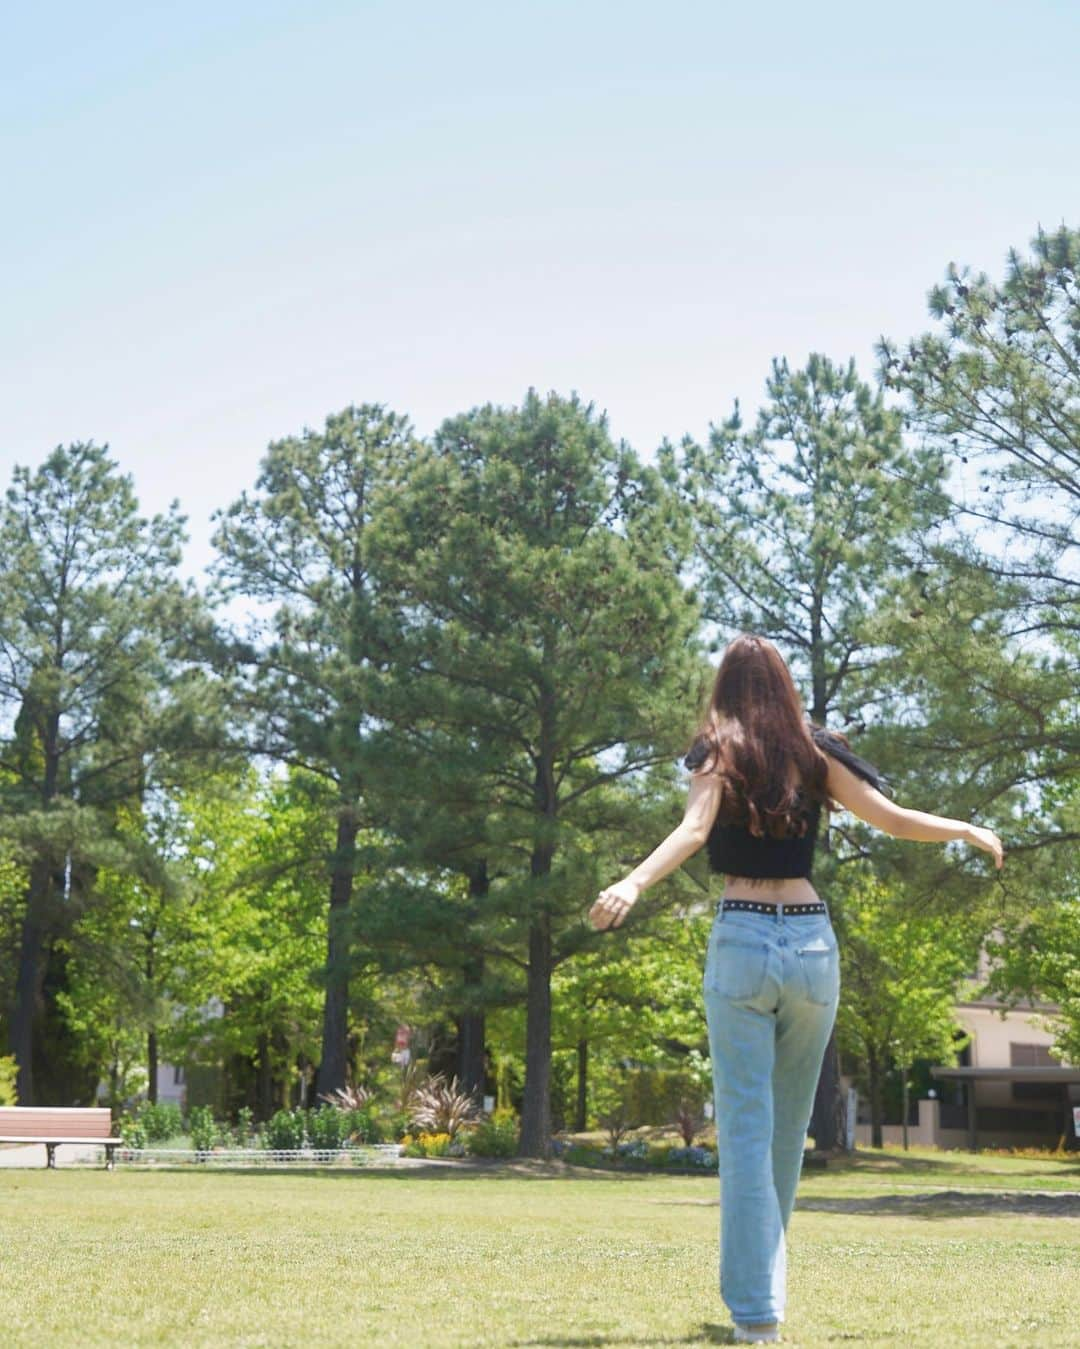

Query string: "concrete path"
[[0, 1142, 113, 1168]]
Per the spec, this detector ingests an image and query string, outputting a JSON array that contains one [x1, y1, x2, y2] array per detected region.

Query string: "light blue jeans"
[[702, 900, 840, 1326]]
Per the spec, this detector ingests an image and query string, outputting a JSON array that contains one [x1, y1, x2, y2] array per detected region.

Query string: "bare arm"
[[588, 770, 721, 929], [825, 756, 1004, 867]]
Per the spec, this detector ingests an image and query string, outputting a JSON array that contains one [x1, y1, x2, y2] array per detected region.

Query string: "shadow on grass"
[[509, 1324, 883, 1346], [796, 1190, 1080, 1219], [508, 1326, 737, 1346], [822, 1148, 1080, 1182], [118, 1159, 665, 1183], [651, 1187, 1080, 1219]]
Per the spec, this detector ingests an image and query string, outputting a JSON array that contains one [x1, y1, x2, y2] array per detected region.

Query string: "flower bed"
[[114, 1143, 404, 1168], [552, 1137, 717, 1172]]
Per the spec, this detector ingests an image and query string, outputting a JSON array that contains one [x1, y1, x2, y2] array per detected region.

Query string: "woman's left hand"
[[589, 879, 641, 931]]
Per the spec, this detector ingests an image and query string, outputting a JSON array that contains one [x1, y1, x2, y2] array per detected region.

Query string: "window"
[[1010, 1043, 1055, 1067], [1010, 1042, 1056, 1101], [173, 1066, 185, 1086]]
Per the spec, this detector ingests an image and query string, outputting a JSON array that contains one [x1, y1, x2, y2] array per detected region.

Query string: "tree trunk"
[[457, 953, 486, 1103], [1063, 1089, 1080, 1152], [901, 1067, 910, 1151], [317, 805, 358, 1098], [575, 1037, 588, 1133], [518, 910, 552, 1158], [11, 858, 52, 1105], [868, 1047, 884, 1149], [457, 862, 488, 1103], [810, 1029, 845, 1152], [256, 1031, 274, 1122], [147, 1029, 158, 1105], [146, 932, 158, 1104], [807, 664, 849, 1153]]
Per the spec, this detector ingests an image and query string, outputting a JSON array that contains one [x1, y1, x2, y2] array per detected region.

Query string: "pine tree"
[[876, 221, 1080, 836], [662, 353, 949, 1150], [366, 388, 704, 1157], [211, 404, 423, 1096], [0, 444, 202, 1103]]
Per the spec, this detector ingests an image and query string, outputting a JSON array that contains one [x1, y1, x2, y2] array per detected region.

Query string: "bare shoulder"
[[822, 753, 904, 830]]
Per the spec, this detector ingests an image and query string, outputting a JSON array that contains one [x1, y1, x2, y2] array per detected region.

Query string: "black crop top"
[[682, 725, 885, 880]]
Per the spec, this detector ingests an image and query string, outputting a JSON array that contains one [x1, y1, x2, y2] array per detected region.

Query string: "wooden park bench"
[[0, 1106, 121, 1170]]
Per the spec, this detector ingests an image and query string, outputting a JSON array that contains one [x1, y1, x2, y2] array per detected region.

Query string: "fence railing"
[[115, 1143, 404, 1167]]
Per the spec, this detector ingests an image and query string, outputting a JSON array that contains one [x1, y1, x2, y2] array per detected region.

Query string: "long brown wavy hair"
[[685, 634, 831, 838]]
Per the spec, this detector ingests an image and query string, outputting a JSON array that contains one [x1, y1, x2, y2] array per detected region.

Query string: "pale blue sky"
[[4, 0, 1077, 578]]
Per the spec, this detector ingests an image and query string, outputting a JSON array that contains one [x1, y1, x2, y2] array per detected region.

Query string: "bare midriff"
[[722, 874, 819, 905]]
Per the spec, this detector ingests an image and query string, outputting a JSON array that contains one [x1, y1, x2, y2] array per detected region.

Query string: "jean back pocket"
[[796, 934, 839, 1006], [704, 933, 770, 1001]]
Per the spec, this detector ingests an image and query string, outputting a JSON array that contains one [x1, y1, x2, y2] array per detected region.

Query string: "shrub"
[[384, 1108, 412, 1141], [665, 1144, 717, 1171], [319, 1083, 373, 1112], [399, 1130, 453, 1158], [624, 1068, 705, 1129], [233, 1107, 255, 1146], [464, 1107, 519, 1158], [264, 1108, 307, 1152], [0, 1055, 18, 1106], [419, 1131, 452, 1157], [672, 1097, 706, 1147], [344, 1105, 382, 1144], [408, 1072, 482, 1139], [119, 1116, 147, 1149], [396, 1058, 426, 1116], [602, 1137, 649, 1164], [138, 1101, 183, 1143], [307, 1106, 350, 1150], [188, 1106, 220, 1154], [562, 1142, 604, 1167]]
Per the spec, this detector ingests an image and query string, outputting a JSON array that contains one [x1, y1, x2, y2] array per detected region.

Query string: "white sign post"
[[845, 1087, 858, 1151]]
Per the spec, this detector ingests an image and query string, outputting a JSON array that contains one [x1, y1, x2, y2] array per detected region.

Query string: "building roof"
[[931, 1066, 1080, 1084]]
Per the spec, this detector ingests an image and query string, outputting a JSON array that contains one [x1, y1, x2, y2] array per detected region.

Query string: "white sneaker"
[[733, 1323, 780, 1344]]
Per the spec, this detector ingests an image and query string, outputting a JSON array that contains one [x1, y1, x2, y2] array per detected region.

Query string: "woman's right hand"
[[966, 823, 1005, 869]]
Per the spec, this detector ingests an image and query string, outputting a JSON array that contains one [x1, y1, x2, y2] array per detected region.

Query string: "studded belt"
[[718, 898, 828, 917]]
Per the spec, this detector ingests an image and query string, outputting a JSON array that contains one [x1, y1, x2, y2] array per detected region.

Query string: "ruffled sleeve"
[[682, 735, 715, 773], [811, 725, 886, 792]]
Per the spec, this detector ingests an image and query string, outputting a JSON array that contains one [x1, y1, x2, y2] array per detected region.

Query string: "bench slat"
[[0, 1107, 114, 1140], [0, 1136, 122, 1145]]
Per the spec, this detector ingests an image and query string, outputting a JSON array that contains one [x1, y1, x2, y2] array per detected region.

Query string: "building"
[[852, 982, 1080, 1151]]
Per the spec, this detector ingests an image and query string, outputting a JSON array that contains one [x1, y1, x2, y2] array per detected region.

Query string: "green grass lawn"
[[1, 1148, 1077, 1347]]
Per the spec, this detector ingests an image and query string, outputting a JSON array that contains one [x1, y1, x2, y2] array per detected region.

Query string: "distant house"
[[851, 959, 1080, 1151], [926, 990, 1079, 1151]]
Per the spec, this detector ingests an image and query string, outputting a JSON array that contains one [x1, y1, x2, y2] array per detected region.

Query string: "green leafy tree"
[[835, 873, 982, 1147], [161, 768, 331, 1117], [984, 902, 1080, 1068], [981, 780, 1080, 1066], [52, 809, 173, 1106], [0, 1054, 18, 1105], [552, 908, 709, 1131]]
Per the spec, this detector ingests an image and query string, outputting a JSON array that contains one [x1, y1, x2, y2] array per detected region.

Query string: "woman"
[[588, 634, 1003, 1345]]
